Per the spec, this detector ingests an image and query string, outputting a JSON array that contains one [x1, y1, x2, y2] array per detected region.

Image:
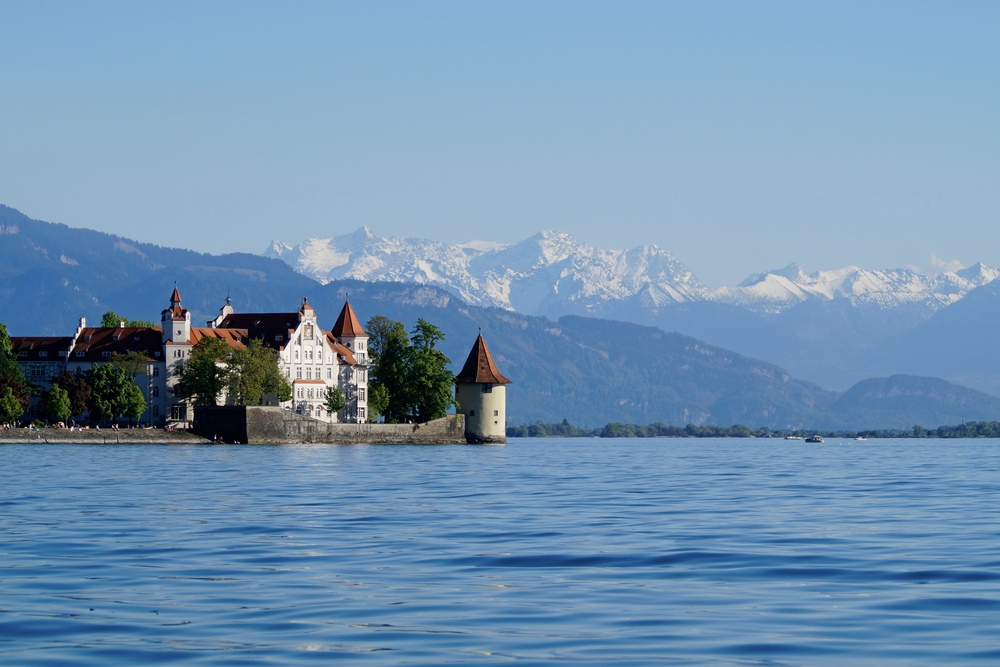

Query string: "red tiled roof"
[[293, 379, 327, 385], [10, 336, 73, 361], [70, 327, 164, 361], [324, 332, 358, 364], [455, 334, 511, 384], [331, 301, 365, 338], [188, 328, 248, 349]]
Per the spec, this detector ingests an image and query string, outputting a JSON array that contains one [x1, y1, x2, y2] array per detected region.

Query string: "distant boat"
[[805, 434, 824, 443], [854, 436, 867, 441]]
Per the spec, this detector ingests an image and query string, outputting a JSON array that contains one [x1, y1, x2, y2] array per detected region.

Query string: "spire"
[[170, 286, 182, 305], [455, 334, 511, 384], [332, 300, 365, 337]]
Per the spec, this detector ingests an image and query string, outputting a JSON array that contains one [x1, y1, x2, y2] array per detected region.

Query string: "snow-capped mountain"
[[265, 229, 999, 318], [265, 229, 707, 315], [713, 263, 1000, 313]]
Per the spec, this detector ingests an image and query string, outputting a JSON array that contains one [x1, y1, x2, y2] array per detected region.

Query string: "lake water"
[[2, 438, 1000, 666]]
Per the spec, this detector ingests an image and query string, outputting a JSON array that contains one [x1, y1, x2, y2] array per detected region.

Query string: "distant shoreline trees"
[[507, 420, 1000, 439]]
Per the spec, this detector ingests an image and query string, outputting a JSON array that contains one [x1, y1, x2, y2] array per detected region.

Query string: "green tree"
[[367, 316, 412, 423], [110, 350, 151, 379], [0, 322, 31, 420], [101, 311, 156, 328], [51, 371, 92, 418], [406, 318, 455, 421], [324, 385, 345, 418], [173, 337, 232, 406], [0, 386, 24, 425], [86, 363, 135, 423], [367, 383, 389, 423], [123, 384, 146, 425], [230, 338, 292, 406], [39, 385, 72, 424]]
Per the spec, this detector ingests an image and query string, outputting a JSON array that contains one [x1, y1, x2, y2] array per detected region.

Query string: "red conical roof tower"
[[456, 334, 511, 385]]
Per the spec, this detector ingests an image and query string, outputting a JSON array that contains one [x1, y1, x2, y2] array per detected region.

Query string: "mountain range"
[[267, 229, 1000, 395], [4, 203, 1000, 429]]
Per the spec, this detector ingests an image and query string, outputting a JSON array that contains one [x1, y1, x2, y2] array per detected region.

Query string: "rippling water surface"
[[2, 438, 1000, 665]]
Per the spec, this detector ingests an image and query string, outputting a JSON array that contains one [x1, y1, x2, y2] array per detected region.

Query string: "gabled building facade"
[[11, 288, 369, 426]]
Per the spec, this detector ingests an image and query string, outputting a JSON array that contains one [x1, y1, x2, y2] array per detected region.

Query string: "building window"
[[296, 368, 302, 379], [38, 351, 47, 357], [327, 368, 332, 380], [152, 387, 160, 397], [102, 351, 112, 358], [358, 407, 366, 420], [306, 368, 312, 379], [76, 351, 85, 357], [494, 410, 499, 416], [482, 383, 492, 393], [275, 335, 283, 342], [359, 388, 366, 401], [153, 367, 160, 377], [153, 405, 159, 417], [470, 410, 475, 416]]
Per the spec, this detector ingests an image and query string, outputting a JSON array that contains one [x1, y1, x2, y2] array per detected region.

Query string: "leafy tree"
[[367, 316, 412, 423], [406, 318, 455, 421], [39, 385, 72, 424], [101, 311, 156, 328], [111, 350, 152, 379], [0, 386, 24, 425], [86, 363, 135, 423], [365, 315, 399, 364], [51, 371, 92, 418], [367, 384, 389, 423], [230, 338, 292, 406], [0, 322, 31, 420], [173, 337, 232, 406], [324, 386, 345, 418], [123, 384, 146, 425]]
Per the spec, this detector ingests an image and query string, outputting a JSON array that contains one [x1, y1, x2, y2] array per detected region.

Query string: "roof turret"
[[331, 300, 366, 338], [455, 334, 511, 384]]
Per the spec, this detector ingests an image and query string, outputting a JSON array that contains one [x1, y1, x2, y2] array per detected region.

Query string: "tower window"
[[481, 384, 492, 393]]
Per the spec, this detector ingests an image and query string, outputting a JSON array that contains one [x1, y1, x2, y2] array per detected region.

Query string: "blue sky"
[[2, 1, 997, 286]]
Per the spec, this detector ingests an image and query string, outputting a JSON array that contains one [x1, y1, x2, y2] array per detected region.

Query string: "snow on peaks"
[[266, 229, 999, 318], [267, 228, 705, 314]]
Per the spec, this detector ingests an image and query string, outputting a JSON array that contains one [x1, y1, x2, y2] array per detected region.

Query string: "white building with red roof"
[[11, 288, 369, 426]]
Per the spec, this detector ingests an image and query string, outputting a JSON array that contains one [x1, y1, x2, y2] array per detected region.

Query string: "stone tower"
[[455, 333, 511, 444]]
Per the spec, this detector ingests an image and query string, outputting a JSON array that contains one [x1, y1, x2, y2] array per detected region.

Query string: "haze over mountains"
[[267, 229, 1000, 394], [4, 203, 1000, 429], [267, 228, 998, 317]]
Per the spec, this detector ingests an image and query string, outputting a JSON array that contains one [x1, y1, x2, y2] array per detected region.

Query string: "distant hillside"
[[4, 204, 999, 430]]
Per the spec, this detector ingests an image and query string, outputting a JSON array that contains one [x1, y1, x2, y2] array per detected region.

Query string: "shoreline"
[[0, 428, 211, 444]]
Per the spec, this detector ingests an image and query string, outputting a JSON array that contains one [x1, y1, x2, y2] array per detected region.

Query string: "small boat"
[[854, 436, 867, 442], [804, 434, 824, 443]]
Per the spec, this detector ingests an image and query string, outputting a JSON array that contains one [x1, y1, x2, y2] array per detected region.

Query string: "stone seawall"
[[0, 428, 209, 444], [195, 406, 469, 444]]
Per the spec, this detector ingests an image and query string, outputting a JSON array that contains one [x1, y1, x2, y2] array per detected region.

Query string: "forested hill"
[[3, 204, 1000, 430]]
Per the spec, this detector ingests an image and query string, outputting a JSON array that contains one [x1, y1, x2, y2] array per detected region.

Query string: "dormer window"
[[112, 335, 120, 341], [38, 351, 47, 357], [84, 335, 91, 342], [102, 351, 112, 358], [17, 351, 26, 358], [275, 335, 283, 342], [154, 351, 161, 358], [76, 351, 85, 357]]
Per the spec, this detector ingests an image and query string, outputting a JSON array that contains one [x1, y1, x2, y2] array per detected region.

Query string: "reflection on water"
[[2, 439, 1000, 665]]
